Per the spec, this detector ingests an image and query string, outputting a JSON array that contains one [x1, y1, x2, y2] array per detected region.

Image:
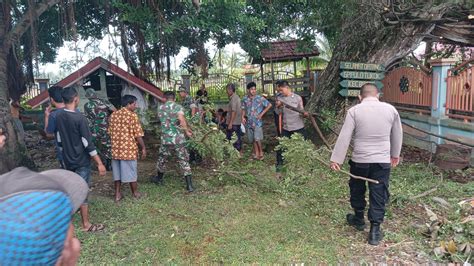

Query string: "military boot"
[[151, 171, 164, 185], [368, 223, 383, 245], [346, 209, 366, 231], [185, 175, 194, 192]]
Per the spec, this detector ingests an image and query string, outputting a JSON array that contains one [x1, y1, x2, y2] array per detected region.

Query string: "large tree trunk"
[[0, 3, 22, 174], [307, 3, 450, 115], [0, 0, 59, 173], [0, 48, 32, 174]]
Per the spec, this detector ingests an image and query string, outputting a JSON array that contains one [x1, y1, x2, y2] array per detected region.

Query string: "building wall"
[[400, 111, 474, 166]]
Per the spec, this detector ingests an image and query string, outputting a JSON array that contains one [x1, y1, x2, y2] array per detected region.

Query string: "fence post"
[[429, 58, 457, 119], [428, 58, 458, 147], [181, 74, 191, 92]]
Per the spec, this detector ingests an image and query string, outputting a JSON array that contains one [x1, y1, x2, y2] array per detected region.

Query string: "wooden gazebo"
[[251, 40, 319, 95]]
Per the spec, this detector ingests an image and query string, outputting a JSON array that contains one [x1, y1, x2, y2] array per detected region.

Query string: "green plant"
[[318, 108, 338, 131], [186, 112, 239, 163], [276, 133, 331, 192]]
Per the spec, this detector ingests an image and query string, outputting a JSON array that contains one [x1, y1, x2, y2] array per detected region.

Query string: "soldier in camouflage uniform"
[[178, 86, 197, 116], [153, 91, 195, 192], [84, 88, 116, 170], [178, 86, 201, 164]]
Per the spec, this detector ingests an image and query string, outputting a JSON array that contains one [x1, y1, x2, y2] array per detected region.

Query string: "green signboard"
[[339, 62, 384, 72], [339, 79, 383, 89], [338, 89, 360, 97], [339, 61, 385, 97], [340, 71, 384, 80]]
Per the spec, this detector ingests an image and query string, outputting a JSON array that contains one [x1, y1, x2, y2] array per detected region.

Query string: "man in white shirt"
[[330, 83, 403, 246], [275, 80, 308, 171]]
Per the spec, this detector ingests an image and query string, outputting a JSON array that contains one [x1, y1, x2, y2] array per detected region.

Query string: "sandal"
[[83, 224, 105, 232]]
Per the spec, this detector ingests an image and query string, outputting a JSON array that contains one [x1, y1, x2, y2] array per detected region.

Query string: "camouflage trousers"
[[156, 144, 192, 176], [93, 133, 112, 161]]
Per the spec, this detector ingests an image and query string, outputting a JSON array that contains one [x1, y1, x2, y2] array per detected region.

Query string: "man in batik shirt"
[[241, 82, 272, 160], [108, 95, 146, 203], [153, 91, 194, 192], [84, 88, 116, 170]]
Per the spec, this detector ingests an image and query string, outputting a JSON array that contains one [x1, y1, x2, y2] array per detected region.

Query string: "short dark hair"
[[217, 108, 224, 113], [47, 86, 63, 103], [360, 83, 378, 96], [226, 83, 236, 92], [121, 95, 137, 107], [276, 80, 289, 88], [246, 82, 257, 90], [61, 87, 78, 104], [164, 91, 176, 100]]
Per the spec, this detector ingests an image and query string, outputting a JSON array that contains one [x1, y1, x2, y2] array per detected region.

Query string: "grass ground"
[[69, 151, 472, 264], [26, 113, 472, 264]]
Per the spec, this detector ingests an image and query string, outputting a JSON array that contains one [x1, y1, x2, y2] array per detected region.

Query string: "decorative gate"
[[446, 60, 473, 121], [381, 66, 432, 114], [254, 71, 296, 95]]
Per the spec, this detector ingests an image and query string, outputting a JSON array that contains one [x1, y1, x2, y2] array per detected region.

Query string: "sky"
[[39, 33, 246, 81], [38, 30, 427, 82]]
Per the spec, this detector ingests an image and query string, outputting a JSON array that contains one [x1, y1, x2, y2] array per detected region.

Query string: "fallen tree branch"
[[386, 239, 413, 249], [410, 187, 438, 200], [279, 103, 331, 150], [309, 115, 332, 150], [211, 169, 279, 193], [277, 104, 369, 182], [313, 156, 379, 184], [279, 103, 322, 117]]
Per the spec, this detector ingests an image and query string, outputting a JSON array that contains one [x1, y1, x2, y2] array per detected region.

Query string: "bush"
[[276, 133, 332, 191]]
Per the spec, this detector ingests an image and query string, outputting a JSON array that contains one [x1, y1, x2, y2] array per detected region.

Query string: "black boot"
[[185, 175, 194, 192], [151, 171, 164, 185], [368, 223, 383, 245], [346, 210, 366, 231]]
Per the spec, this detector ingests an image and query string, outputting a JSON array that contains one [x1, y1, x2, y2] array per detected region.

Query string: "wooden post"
[[293, 60, 297, 77], [181, 74, 191, 93], [271, 60, 275, 96], [95, 69, 109, 103], [306, 57, 311, 92], [99, 69, 107, 92], [260, 63, 265, 94]]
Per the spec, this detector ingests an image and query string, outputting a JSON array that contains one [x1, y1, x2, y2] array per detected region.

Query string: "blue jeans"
[[73, 166, 91, 204]]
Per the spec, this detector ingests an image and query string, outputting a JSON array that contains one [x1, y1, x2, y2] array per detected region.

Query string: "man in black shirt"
[[56, 86, 106, 232], [196, 84, 208, 105]]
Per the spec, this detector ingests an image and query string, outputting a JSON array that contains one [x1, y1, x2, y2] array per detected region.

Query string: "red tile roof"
[[252, 40, 320, 64], [27, 57, 165, 109]]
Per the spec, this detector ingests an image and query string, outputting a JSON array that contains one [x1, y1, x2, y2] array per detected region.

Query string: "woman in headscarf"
[[84, 88, 116, 170]]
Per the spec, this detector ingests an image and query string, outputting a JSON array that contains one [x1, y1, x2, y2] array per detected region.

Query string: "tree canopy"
[[0, 0, 472, 173]]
